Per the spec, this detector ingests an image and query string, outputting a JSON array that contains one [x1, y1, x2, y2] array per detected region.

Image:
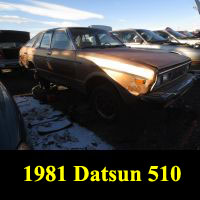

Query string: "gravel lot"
[[1, 70, 200, 150]]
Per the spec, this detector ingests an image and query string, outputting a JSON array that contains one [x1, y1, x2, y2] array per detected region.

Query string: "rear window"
[[25, 35, 38, 47], [33, 33, 44, 48], [25, 33, 43, 48]]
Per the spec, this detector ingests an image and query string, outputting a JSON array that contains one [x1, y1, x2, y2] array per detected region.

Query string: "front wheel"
[[91, 84, 123, 122]]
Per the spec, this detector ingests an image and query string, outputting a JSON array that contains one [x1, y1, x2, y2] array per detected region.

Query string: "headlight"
[[185, 64, 190, 72], [163, 73, 170, 82], [154, 73, 170, 89], [154, 76, 163, 88]]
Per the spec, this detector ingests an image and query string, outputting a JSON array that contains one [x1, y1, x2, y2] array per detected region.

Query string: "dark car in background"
[[0, 81, 29, 150], [112, 29, 200, 71], [0, 30, 30, 73]]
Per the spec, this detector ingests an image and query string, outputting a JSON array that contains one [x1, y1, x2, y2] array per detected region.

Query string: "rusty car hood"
[[78, 47, 190, 70]]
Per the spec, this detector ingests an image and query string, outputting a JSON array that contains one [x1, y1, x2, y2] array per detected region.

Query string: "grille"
[[169, 63, 189, 80], [153, 62, 191, 91]]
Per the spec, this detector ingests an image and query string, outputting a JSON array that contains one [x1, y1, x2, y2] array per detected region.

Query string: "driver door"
[[47, 29, 76, 85]]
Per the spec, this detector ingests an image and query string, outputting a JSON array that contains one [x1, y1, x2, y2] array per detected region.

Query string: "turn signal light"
[[135, 79, 146, 85]]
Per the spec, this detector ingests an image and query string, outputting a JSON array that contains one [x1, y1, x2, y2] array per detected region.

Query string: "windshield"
[[69, 28, 124, 49], [166, 28, 187, 39], [136, 29, 167, 43]]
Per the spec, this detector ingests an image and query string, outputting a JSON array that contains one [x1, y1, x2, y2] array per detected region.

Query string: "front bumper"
[[141, 73, 194, 106], [0, 59, 19, 69]]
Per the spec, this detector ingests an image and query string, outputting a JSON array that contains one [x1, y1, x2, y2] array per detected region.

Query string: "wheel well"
[[86, 76, 117, 95]]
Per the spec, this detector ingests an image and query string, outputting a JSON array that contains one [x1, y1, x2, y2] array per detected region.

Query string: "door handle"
[[47, 51, 52, 56]]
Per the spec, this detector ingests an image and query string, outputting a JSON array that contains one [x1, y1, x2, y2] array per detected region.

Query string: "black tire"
[[90, 84, 123, 122], [32, 84, 47, 100]]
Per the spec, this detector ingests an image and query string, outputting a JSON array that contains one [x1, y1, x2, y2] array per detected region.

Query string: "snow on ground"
[[14, 96, 113, 150]]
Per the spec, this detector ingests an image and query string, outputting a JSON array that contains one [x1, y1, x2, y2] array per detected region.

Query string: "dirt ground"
[[1, 70, 200, 150]]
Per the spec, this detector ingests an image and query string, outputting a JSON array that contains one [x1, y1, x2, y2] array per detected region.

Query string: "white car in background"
[[155, 28, 200, 46]]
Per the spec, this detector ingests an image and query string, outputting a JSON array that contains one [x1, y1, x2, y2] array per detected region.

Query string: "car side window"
[[51, 30, 73, 50], [121, 32, 140, 43], [33, 33, 44, 48], [40, 32, 53, 49]]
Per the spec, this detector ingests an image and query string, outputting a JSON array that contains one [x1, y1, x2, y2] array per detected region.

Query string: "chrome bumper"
[[141, 73, 194, 105]]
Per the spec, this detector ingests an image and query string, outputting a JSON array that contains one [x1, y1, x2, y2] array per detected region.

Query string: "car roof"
[[44, 27, 108, 32], [112, 28, 152, 32], [112, 29, 135, 32]]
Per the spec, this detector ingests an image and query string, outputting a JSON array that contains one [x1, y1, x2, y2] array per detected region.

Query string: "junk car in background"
[[0, 30, 30, 73], [112, 29, 200, 71], [155, 28, 200, 46], [178, 31, 198, 39]]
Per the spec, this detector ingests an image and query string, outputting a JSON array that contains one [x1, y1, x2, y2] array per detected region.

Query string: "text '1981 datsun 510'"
[[20, 27, 194, 121]]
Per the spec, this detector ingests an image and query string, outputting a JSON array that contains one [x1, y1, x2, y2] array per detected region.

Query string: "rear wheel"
[[91, 84, 123, 122]]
